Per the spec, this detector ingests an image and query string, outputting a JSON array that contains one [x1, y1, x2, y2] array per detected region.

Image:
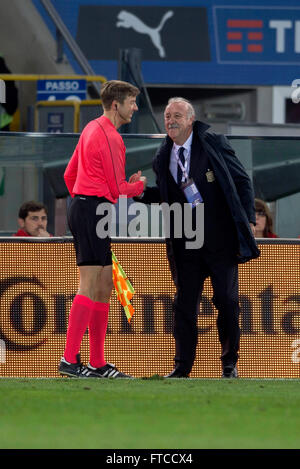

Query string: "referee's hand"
[[129, 170, 141, 183]]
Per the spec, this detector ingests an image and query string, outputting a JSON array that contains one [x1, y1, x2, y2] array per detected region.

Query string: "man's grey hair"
[[167, 97, 195, 119]]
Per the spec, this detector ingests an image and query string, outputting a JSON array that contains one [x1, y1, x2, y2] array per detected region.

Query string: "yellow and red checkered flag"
[[112, 251, 135, 323]]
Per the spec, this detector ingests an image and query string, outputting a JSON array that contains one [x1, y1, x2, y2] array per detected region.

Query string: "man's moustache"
[[168, 124, 180, 129]]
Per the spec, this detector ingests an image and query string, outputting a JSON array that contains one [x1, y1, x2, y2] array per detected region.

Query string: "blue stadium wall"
[[33, 0, 300, 85]]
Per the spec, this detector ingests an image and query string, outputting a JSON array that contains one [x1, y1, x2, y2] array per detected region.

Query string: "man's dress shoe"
[[164, 368, 189, 378]]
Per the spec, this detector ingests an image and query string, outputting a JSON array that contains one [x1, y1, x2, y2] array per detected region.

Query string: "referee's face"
[[164, 102, 194, 146], [117, 95, 138, 124]]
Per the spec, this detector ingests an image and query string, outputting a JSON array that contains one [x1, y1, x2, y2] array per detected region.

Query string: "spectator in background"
[[13, 201, 51, 237], [0, 55, 18, 131], [254, 198, 278, 238]]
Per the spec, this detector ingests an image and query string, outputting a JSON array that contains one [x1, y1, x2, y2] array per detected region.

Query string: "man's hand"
[[37, 228, 51, 237], [139, 176, 147, 190]]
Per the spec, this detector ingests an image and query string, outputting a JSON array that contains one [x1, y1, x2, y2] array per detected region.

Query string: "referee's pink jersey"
[[64, 115, 144, 203]]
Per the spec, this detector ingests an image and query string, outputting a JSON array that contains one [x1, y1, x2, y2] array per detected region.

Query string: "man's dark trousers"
[[172, 246, 240, 375], [166, 139, 241, 374]]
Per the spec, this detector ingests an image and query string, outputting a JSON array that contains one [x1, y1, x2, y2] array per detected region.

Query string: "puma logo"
[[116, 10, 174, 58]]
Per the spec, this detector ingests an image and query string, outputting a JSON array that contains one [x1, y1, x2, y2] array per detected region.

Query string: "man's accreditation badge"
[[181, 178, 203, 208], [206, 170, 215, 182]]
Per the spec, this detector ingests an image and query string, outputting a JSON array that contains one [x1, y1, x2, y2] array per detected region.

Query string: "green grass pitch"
[[0, 378, 299, 449]]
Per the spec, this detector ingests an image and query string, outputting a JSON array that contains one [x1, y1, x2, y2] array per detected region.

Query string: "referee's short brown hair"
[[100, 80, 140, 110]]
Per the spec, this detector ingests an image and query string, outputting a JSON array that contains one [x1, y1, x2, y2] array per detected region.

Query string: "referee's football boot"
[[58, 354, 85, 378], [81, 362, 133, 379]]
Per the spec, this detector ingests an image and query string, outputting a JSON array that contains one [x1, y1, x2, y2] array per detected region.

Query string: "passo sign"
[[36, 79, 87, 101]]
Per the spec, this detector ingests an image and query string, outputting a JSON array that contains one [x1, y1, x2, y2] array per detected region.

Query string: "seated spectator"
[[254, 198, 278, 238], [13, 201, 52, 237]]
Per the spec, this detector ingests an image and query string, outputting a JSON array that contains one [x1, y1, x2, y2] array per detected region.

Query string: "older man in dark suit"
[[132, 97, 260, 378]]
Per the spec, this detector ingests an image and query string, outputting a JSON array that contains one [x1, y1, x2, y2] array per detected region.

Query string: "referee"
[[59, 80, 146, 378]]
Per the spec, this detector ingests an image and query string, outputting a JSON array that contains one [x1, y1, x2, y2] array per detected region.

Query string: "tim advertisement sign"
[[215, 6, 300, 64]]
